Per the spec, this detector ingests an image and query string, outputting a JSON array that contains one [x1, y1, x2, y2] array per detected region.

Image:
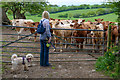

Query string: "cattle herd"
[[10, 18, 119, 52]]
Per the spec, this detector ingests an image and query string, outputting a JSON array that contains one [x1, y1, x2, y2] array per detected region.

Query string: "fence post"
[[107, 24, 111, 52]]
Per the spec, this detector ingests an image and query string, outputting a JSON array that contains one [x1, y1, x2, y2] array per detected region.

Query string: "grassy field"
[[84, 13, 118, 22], [8, 8, 118, 22]]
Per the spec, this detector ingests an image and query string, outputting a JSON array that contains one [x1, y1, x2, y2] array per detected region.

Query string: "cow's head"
[[95, 18, 104, 24], [101, 21, 113, 31]]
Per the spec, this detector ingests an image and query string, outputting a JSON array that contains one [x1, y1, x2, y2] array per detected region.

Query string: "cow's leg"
[[60, 40, 63, 52], [80, 42, 83, 49], [114, 36, 117, 46], [65, 38, 67, 48], [75, 41, 79, 52], [17, 28, 24, 39], [28, 28, 33, 40], [34, 33, 37, 42], [92, 39, 96, 53], [54, 37, 57, 52], [31, 29, 37, 42]]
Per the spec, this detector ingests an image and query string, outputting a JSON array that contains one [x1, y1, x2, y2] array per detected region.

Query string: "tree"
[[2, 8, 11, 25], [1, 2, 47, 24], [2, 2, 47, 19]]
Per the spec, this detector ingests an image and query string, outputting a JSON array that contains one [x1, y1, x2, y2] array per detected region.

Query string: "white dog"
[[11, 54, 34, 72]]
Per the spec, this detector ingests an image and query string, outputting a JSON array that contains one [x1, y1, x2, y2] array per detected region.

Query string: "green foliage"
[[47, 4, 110, 13], [2, 2, 47, 19], [25, 12, 31, 16], [73, 14, 81, 18], [38, 14, 42, 17], [96, 8, 106, 15], [87, 11, 96, 17], [58, 13, 68, 18], [68, 13, 73, 18], [109, 1, 120, 23], [96, 46, 120, 79], [6, 10, 12, 15], [81, 13, 88, 18]]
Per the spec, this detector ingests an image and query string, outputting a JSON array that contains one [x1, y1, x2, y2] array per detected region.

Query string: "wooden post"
[[118, 16, 120, 48], [107, 24, 111, 52]]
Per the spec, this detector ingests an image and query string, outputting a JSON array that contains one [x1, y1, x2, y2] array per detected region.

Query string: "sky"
[[48, 0, 108, 6]]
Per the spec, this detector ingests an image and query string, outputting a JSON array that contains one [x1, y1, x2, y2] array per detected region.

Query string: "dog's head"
[[26, 54, 34, 62], [11, 54, 17, 60]]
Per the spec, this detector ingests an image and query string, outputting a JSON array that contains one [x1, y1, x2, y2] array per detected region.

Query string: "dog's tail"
[[11, 54, 17, 60]]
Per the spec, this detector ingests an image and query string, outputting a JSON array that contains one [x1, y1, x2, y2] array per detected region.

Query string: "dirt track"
[[2, 27, 109, 78]]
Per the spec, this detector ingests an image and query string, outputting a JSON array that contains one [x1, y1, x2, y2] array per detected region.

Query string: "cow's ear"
[[101, 21, 105, 24], [61, 22, 64, 25], [67, 21, 69, 23], [10, 20, 12, 22], [58, 19, 60, 21], [56, 21, 59, 25], [32, 22, 35, 25], [70, 24, 73, 27], [16, 21, 19, 22], [37, 22, 39, 24], [101, 19, 104, 21], [72, 20, 75, 23], [76, 20, 78, 22], [95, 19, 97, 21], [82, 20, 85, 22], [88, 20, 93, 24], [24, 22, 27, 24], [109, 22, 113, 24]]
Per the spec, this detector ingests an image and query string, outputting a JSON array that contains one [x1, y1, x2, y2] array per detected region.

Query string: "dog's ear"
[[32, 55, 34, 58]]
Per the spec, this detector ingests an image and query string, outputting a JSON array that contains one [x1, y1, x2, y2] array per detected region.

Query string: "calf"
[[52, 21, 73, 52], [25, 22, 39, 42], [91, 24, 104, 52], [11, 19, 34, 39], [72, 23, 87, 52], [105, 24, 118, 46]]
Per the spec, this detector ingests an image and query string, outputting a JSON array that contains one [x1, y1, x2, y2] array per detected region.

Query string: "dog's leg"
[[24, 64, 29, 71], [11, 63, 17, 73]]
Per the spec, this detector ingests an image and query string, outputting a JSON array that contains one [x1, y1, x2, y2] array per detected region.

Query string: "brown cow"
[[25, 22, 39, 42], [91, 24, 104, 53], [105, 24, 118, 46], [72, 23, 87, 52], [52, 21, 73, 52]]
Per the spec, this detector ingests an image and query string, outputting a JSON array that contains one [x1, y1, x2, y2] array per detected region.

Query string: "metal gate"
[[1, 25, 105, 63]]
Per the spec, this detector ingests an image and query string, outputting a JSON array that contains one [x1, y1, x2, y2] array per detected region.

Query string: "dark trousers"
[[40, 40, 50, 66]]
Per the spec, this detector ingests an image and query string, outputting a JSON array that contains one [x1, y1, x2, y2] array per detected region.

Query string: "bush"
[[7, 10, 12, 15], [96, 8, 105, 15], [38, 14, 42, 17], [96, 46, 120, 79], [81, 13, 88, 18], [73, 14, 81, 18], [58, 13, 68, 18], [25, 12, 31, 16], [87, 11, 96, 17]]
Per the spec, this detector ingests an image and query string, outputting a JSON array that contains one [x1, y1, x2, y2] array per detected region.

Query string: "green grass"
[[50, 8, 107, 19], [84, 13, 118, 22], [8, 8, 118, 22]]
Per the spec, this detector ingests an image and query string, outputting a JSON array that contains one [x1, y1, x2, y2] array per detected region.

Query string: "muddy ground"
[[2, 27, 110, 79]]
